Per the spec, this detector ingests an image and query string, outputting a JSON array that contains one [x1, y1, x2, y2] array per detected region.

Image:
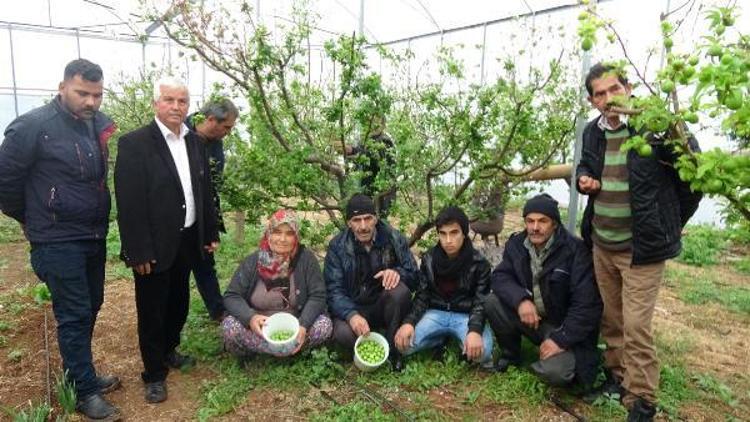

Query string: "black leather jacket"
[[403, 247, 491, 334], [576, 118, 702, 264]]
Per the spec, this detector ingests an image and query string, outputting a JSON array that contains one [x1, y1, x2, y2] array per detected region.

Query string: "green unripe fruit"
[[661, 80, 675, 93], [705, 179, 723, 193], [683, 66, 695, 77], [708, 44, 723, 57], [722, 15, 735, 26], [664, 38, 674, 49], [269, 330, 295, 342], [725, 90, 743, 110], [637, 144, 653, 157], [683, 112, 699, 124], [578, 12, 587, 21], [721, 54, 734, 66], [581, 38, 593, 51], [715, 25, 725, 35], [688, 56, 699, 66]]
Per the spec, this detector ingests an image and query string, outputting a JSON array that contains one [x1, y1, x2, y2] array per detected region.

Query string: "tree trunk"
[[233, 211, 246, 245]]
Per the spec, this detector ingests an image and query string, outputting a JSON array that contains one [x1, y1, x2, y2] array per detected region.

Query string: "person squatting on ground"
[[185, 98, 239, 321], [114, 77, 219, 404], [0, 59, 122, 420], [576, 63, 702, 422], [484, 194, 603, 391], [394, 206, 494, 369], [222, 210, 332, 360], [325, 193, 418, 371]]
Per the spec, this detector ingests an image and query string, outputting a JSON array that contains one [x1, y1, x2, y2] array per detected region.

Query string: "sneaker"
[[165, 351, 195, 370], [76, 393, 121, 420], [144, 381, 168, 403], [582, 369, 624, 404], [97, 375, 121, 394], [627, 398, 656, 422]]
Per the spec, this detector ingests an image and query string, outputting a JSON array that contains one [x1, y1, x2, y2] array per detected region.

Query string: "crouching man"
[[394, 206, 493, 368], [485, 194, 602, 389]]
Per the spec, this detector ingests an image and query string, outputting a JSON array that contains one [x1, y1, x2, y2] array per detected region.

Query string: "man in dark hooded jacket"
[[485, 194, 603, 390]]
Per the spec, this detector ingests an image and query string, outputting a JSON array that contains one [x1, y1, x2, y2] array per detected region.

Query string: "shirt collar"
[[155, 117, 189, 141], [597, 114, 629, 132], [524, 232, 556, 257]]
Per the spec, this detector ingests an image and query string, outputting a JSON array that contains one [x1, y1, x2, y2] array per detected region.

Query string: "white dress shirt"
[[155, 118, 196, 228]]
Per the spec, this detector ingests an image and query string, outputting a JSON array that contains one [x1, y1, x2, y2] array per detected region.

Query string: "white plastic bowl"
[[262, 312, 300, 355], [353, 332, 390, 371]]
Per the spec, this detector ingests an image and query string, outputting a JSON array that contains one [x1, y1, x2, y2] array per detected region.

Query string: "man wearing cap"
[[484, 194, 602, 390], [394, 206, 494, 369], [324, 193, 418, 371]]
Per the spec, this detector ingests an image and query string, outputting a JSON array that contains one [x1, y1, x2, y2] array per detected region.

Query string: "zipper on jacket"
[[75, 143, 85, 179], [48, 187, 56, 222]]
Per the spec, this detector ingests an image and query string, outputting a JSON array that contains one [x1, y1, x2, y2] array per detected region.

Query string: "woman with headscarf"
[[221, 209, 332, 358]]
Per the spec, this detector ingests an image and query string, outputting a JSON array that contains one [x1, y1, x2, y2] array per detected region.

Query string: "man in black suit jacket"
[[114, 77, 218, 403]]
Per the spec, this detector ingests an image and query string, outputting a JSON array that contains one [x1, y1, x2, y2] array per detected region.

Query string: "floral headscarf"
[[256, 209, 300, 281]]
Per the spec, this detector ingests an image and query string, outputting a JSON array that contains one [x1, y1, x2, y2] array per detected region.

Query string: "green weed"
[[0, 214, 23, 243], [181, 295, 223, 361], [196, 359, 254, 421], [678, 277, 750, 314], [692, 373, 737, 407], [366, 346, 469, 391], [677, 225, 728, 266], [7, 349, 24, 362], [658, 363, 697, 417], [655, 330, 694, 365], [0, 321, 11, 331], [482, 367, 547, 407], [10, 401, 51, 422], [55, 371, 77, 416], [310, 401, 395, 422], [732, 257, 750, 275]]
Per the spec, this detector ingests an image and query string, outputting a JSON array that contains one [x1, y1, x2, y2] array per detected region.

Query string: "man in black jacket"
[[394, 206, 493, 368], [576, 63, 702, 421], [0, 59, 121, 420], [185, 98, 238, 321], [114, 77, 219, 403], [485, 194, 602, 390]]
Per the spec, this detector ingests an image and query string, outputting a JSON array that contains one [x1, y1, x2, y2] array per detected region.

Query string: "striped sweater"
[[591, 127, 632, 251]]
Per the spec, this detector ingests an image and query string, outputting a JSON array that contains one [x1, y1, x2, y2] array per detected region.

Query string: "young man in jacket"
[[114, 78, 219, 403], [0, 59, 121, 420], [576, 63, 702, 421], [324, 194, 418, 371], [394, 206, 494, 368], [484, 194, 603, 390], [185, 98, 238, 321]]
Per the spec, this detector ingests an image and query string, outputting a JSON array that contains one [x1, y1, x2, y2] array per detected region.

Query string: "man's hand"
[[374, 269, 400, 290], [463, 331, 484, 362], [204, 241, 220, 254], [518, 300, 541, 330], [394, 323, 415, 352], [249, 314, 267, 336], [539, 338, 564, 360], [134, 260, 157, 276], [348, 314, 370, 336], [578, 175, 601, 194]]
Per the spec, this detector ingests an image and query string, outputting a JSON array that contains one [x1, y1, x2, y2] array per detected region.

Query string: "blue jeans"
[[405, 309, 494, 364], [30, 240, 106, 398], [191, 253, 225, 320]]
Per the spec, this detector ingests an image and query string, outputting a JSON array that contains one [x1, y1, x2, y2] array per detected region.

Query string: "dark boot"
[[165, 350, 195, 370], [390, 352, 406, 372], [76, 393, 121, 421], [97, 375, 121, 394], [144, 381, 168, 403], [494, 355, 521, 373], [627, 398, 656, 422]]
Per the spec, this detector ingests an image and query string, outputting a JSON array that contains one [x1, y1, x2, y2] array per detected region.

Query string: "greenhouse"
[[0, 0, 748, 420]]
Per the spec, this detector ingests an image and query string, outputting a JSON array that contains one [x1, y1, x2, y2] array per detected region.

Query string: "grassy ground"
[[1, 212, 749, 421]]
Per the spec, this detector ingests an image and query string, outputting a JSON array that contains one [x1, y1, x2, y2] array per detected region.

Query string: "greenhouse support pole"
[[358, 0, 365, 37], [567, 1, 596, 232], [8, 25, 19, 118], [75, 28, 81, 59], [480, 23, 487, 85]]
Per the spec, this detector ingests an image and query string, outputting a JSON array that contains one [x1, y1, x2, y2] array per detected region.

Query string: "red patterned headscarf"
[[256, 209, 300, 281]]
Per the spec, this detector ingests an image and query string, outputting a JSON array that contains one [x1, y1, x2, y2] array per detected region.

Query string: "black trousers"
[[332, 282, 411, 356], [134, 226, 199, 383]]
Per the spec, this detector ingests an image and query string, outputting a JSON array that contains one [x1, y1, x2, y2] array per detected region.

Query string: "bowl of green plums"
[[354, 332, 389, 371], [262, 312, 300, 355]]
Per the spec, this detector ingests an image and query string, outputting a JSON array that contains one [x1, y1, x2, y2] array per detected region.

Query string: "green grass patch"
[[310, 401, 396, 422], [677, 276, 750, 315], [677, 224, 728, 266], [658, 363, 697, 417], [0, 214, 23, 243], [692, 372, 737, 407], [655, 330, 695, 365], [196, 359, 254, 421], [481, 367, 547, 407], [7, 401, 51, 422], [732, 257, 750, 275]]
